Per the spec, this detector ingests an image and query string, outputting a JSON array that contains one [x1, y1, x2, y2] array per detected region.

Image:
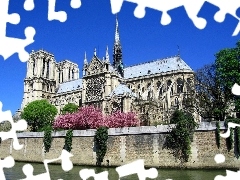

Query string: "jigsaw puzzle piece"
[[214, 170, 240, 180], [220, 122, 240, 138], [181, 0, 207, 29], [70, 0, 81, 9], [207, 0, 240, 22], [0, 101, 28, 150], [0, 0, 20, 37], [21, 150, 74, 180], [0, 156, 15, 180], [79, 169, 109, 180], [208, 0, 240, 36], [232, 83, 240, 96], [0, 0, 36, 62], [48, 0, 67, 22], [110, 0, 124, 14], [20, 163, 51, 180], [116, 159, 158, 180], [110, 0, 188, 25], [24, 0, 35, 11], [0, 27, 35, 62]]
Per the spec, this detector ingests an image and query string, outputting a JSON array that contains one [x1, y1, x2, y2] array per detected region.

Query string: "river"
[[4, 162, 228, 180]]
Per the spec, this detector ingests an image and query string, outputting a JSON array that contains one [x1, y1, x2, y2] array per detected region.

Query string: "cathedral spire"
[[106, 45, 110, 63], [84, 51, 88, 65], [94, 48, 97, 56], [115, 14, 120, 44], [113, 15, 124, 77]]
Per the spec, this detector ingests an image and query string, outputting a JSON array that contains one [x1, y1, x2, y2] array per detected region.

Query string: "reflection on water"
[[4, 162, 227, 180]]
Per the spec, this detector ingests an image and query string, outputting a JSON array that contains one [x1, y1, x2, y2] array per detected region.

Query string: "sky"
[[0, 0, 239, 114]]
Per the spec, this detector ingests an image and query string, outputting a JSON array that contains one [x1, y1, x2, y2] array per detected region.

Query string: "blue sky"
[[0, 0, 239, 114]]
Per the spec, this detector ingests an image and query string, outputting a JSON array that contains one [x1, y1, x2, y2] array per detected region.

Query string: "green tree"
[[215, 41, 240, 119], [21, 100, 58, 132], [165, 109, 198, 163], [188, 63, 225, 121], [185, 41, 240, 121], [61, 103, 78, 114], [170, 109, 187, 124]]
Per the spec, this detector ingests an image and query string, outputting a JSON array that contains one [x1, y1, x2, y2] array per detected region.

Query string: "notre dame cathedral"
[[20, 17, 198, 125]]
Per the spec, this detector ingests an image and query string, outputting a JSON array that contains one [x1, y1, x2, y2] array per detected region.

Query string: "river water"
[[4, 162, 228, 180]]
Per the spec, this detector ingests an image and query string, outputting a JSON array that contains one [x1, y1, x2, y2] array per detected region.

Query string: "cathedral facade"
[[20, 18, 196, 125]]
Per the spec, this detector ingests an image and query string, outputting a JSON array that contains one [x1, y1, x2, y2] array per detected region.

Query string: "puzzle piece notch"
[[110, 0, 207, 29], [214, 154, 225, 164], [232, 83, 240, 96], [0, 0, 36, 62], [221, 122, 240, 138], [70, 0, 81, 9], [0, 101, 28, 150], [0, 156, 15, 180], [116, 159, 158, 180], [24, 0, 35, 11], [48, 0, 82, 22], [48, 0, 67, 22], [79, 169, 109, 180], [109, 0, 240, 35], [20, 149, 73, 180], [214, 170, 240, 180]]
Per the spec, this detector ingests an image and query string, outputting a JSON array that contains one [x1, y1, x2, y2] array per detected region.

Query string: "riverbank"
[[0, 122, 239, 169]]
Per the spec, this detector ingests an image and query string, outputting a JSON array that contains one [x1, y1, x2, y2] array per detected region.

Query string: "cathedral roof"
[[123, 56, 193, 79], [108, 84, 136, 97], [57, 79, 82, 93]]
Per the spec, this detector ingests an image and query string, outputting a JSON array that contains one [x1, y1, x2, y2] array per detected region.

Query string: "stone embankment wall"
[[0, 122, 239, 169]]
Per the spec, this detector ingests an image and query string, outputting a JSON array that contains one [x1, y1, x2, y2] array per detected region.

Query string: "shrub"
[[61, 103, 79, 115]]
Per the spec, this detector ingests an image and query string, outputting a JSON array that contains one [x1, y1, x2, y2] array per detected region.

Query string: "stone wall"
[[0, 122, 239, 169]]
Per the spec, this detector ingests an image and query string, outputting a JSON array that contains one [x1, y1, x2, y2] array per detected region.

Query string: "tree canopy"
[[21, 100, 58, 132], [186, 41, 240, 121], [61, 103, 79, 115], [215, 41, 240, 117]]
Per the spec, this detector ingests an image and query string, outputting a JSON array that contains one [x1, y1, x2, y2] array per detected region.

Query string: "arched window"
[[46, 61, 50, 79], [79, 99, 82, 107], [159, 87, 163, 98], [68, 68, 71, 80], [156, 81, 161, 88], [72, 69, 74, 79], [42, 60, 45, 77], [175, 97, 178, 105], [147, 91, 151, 100], [177, 78, 184, 93], [186, 78, 192, 92], [33, 60, 35, 75], [58, 71, 61, 83], [167, 80, 172, 89]]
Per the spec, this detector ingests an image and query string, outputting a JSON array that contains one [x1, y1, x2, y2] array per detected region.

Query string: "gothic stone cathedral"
[[20, 18, 197, 125]]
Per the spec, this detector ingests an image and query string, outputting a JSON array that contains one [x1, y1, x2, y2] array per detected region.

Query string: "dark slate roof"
[[57, 79, 82, 93], [108, 84, 136, 97], [123, 56, 193, 79]]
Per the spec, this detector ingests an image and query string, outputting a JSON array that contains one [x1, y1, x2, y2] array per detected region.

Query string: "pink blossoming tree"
[[53, 105, 139, 130]]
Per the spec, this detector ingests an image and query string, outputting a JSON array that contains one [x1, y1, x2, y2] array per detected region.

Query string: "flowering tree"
[[53, 105, 105, 130], [106, 111, 139, 128], [53, 106, 140, 130]]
